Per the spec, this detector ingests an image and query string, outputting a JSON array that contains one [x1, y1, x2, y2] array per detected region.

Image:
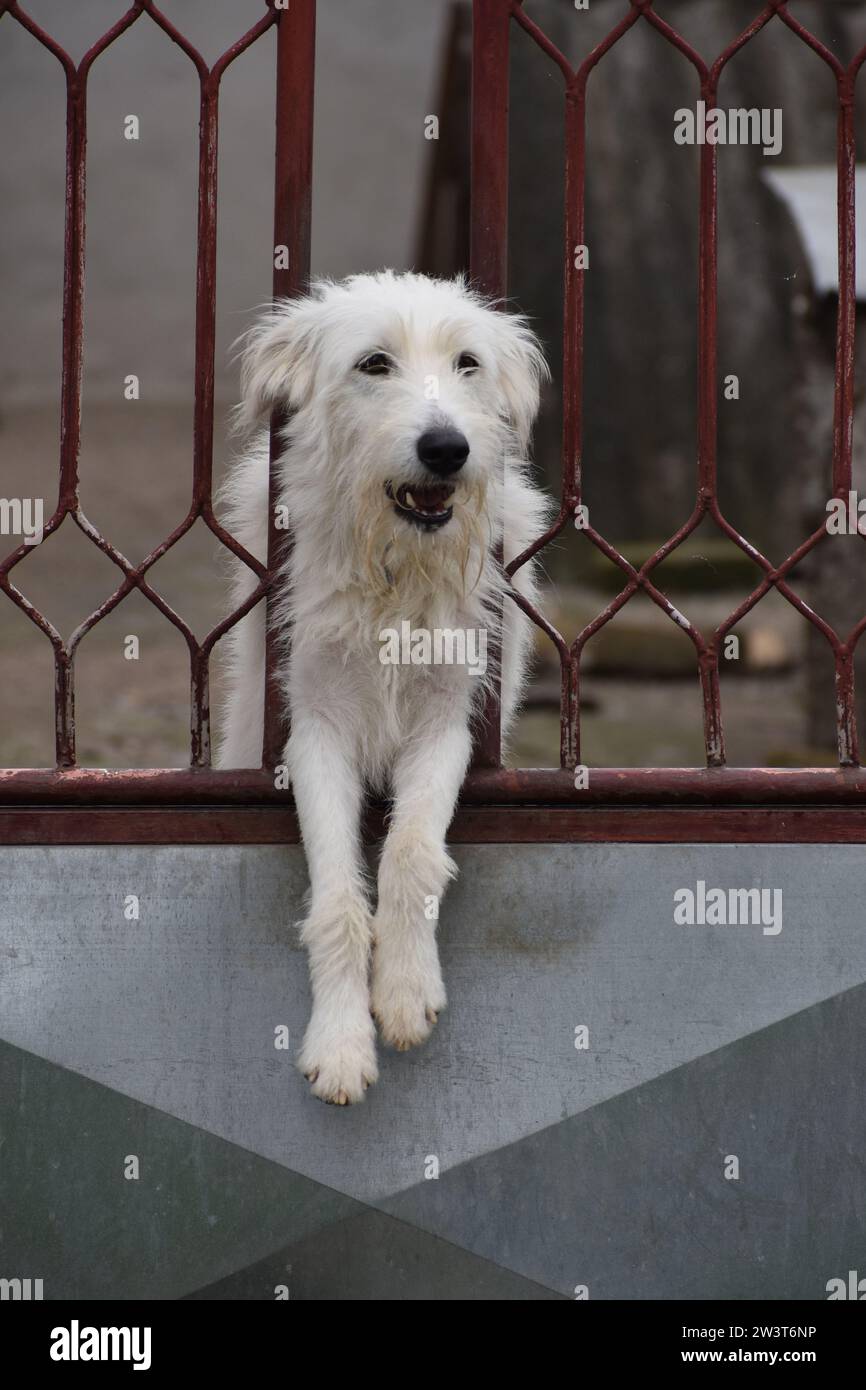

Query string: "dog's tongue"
[[400, 483, 453, 513]]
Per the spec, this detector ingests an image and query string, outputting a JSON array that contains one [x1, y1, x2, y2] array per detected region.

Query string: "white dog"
[[218, 271, 549, 1104]]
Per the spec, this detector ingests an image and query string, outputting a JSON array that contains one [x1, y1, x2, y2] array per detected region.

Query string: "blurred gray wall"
[[0, 0, 451, 406]]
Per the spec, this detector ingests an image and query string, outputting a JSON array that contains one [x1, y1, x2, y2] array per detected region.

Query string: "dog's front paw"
[[298, 1011, 378, 1105], [371, 944, 447, 1052]]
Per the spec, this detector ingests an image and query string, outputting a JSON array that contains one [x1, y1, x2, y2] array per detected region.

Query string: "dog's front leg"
[[290, 712, 377, 1104], [371, 715, 472, 1050]]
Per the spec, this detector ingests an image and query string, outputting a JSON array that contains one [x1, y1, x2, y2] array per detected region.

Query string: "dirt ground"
[[0, 404, 825, 771]]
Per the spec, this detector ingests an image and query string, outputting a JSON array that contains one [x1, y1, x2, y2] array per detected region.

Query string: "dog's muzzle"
[[385, 481, 455, 530]]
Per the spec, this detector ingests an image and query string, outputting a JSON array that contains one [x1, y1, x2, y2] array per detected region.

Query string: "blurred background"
[[1, 0, 865, 770]]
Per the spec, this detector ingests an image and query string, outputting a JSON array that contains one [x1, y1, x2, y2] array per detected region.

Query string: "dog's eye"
[[356, 351, 394, 376], [456, 352, 480, 374]]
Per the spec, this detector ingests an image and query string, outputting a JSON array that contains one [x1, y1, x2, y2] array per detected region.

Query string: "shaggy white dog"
[[218, 271, 549, 1104]]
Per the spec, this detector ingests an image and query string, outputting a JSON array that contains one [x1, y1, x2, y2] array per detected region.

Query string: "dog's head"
[[236, 272, 547, 591]]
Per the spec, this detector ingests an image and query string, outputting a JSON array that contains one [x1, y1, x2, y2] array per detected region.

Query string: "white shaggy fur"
[[218, 271, 549, 1104]]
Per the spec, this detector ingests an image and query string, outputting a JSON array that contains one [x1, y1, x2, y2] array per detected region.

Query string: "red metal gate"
[[2, 0, 866, 845]]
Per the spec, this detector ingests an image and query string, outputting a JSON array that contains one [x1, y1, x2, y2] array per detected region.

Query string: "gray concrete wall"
[[2, 840, 865, 1298]]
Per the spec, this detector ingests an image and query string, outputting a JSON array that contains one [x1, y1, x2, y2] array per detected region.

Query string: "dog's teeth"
[[404, 490, 416, 507]]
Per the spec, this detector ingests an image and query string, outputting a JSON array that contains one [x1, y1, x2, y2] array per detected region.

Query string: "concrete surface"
[[1, 841, 865, 1298]]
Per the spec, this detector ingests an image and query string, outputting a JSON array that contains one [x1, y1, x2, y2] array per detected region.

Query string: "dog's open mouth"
[[385, 481, 454, 529]]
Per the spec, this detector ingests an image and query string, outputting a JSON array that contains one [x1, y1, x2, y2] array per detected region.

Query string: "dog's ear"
[[493, 314, 549, 451], [234, 297, 322, 432]]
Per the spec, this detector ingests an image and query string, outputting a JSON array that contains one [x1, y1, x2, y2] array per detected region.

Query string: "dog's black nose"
[[416, 426, 469, 476]]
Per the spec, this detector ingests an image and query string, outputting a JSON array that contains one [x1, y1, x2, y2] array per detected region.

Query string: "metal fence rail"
[[2, 0, 866, 843]]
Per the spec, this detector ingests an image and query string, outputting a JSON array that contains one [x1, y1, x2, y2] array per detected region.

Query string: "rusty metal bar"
[[470, 0, 510, 301], [189, 69, 219, 766], [561, 78, 583, 770], [833, 77, 857, 500], [145, 1, 279, 767], [262, 0, 317, 771], [559, 4, 641, 768], [38, 5, 145, 763], [3, 804, 866, 847], [470, 0, 510, 768], [54, 63, 85, 769], [833, 65, 858, 764], [696, 60, 723, 768], [2, 765, 866, 808]]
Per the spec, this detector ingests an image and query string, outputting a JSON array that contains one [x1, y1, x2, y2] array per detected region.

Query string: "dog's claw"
[[300, 1015, 378, 1104], [371, 988, 445, 1051]]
